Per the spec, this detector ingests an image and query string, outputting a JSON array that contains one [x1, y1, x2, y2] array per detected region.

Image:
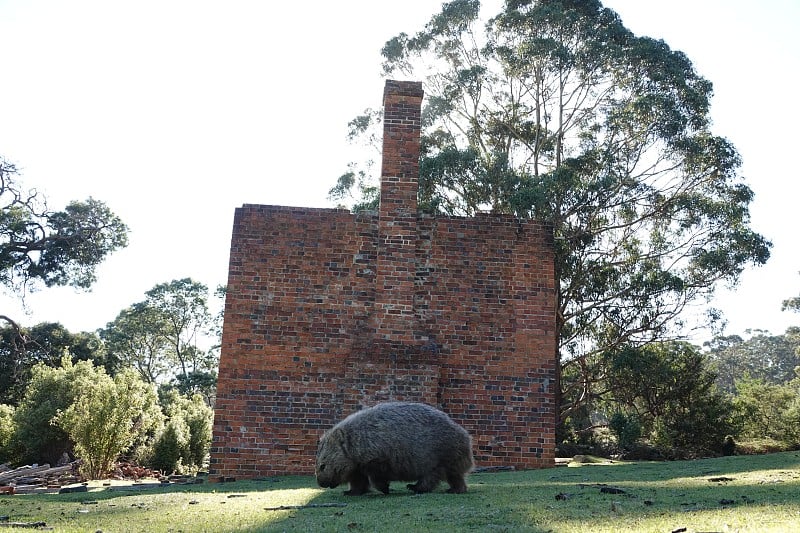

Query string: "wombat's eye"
[[319, 464, 326, 471]]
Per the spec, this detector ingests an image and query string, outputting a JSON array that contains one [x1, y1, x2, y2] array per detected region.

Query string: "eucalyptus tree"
[[783, 276, 800, 315], [100, 278, 218, 398], [331, 0, 770, 423], [100, 303, 173, 384], [705, 330, 800, 393]]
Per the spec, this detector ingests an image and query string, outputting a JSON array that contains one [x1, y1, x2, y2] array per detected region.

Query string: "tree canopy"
[[100, 278, 218, 400], [0, 157, 128, 294], [0, 322, 107, 405], [331, 0, 771, 423], [705, 330, 800, 393]]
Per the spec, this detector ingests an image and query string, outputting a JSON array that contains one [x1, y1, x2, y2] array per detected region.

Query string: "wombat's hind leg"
[[445, 472, 467, 494], [370, 476, 390, 495], [343, 471, 370, 496], [406, 474, 440, 494]]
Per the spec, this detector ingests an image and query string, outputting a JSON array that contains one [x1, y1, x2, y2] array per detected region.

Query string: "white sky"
[[0, 1, 798, 342]]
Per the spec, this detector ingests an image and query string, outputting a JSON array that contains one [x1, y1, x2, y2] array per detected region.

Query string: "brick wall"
[[210, 80, 557, 480]]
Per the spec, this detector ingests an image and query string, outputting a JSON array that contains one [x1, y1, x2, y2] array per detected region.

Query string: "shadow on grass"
[[242, 451, 800, 532], [8, 452, 798, 532]]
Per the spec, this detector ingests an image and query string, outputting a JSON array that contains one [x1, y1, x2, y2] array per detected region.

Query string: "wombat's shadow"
[[332, 487, 456, 498]]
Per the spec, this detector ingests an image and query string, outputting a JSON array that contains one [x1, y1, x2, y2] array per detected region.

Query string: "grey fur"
[[315, 402, 474, 495]]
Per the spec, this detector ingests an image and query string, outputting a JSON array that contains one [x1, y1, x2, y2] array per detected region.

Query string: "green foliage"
[[0, 157, 128, 292], [0, 403, 16, 463], [333, 1, 770, 426], [608, 412, 641, 451], [782, 274, 800, 314], [150, 389, 213, 474], [605, 341, 736, 455], [150, 418, 188, 474], [0, 321, 107, 405], [55, 368, 162, 479], [11, 357, 100, 464], [183, 396, 213, 468], [705, 330, 800, 392], [100, 278, 218, 395], [328, 166, 380, 213], [732, 376, 800, 446], [99, 303, 172, 384], [172, 371, 218, 417]]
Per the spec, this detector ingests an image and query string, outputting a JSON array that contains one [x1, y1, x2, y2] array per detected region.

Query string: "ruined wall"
[[210, 80, 557, 480]]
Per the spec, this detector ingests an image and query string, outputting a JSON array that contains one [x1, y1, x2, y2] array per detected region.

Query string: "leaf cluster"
[[55, 367, 161, 479], [0, 157, 128, 293], [0, 321, 107, 405], [333, 0, 771, 425], [99, 278, 218, 391]]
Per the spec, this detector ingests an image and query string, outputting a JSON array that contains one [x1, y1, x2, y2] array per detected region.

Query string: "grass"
[[2, 451, 799, 532]]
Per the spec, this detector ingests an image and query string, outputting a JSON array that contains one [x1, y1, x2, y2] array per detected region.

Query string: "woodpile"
[[0, 461, 203, 495], [0, 461, 83, 494]]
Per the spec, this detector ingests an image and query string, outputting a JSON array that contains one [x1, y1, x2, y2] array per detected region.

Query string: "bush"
[[733, 377, 800, 446], [150, 418, 189, 474], [735, 438, 796, 455], [0, 404, 17, 463], [148, 390, 213, 474], [11, 357, 100, 464], [607, 342, 737, 457], [56, 369, 162, 479]]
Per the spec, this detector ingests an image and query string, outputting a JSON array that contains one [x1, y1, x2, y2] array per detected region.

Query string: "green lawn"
[[2, 451, 799, 532]]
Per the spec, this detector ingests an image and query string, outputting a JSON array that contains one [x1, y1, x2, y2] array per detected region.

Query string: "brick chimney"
[[374, 80, 424, 345], [380, 80, 423, 218]]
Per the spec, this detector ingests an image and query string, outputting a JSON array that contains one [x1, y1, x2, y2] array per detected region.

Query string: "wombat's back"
[[341, 402, 473, 477]]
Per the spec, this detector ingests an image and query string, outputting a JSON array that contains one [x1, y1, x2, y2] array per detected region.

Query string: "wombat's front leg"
[[343, 471, 370, 496]]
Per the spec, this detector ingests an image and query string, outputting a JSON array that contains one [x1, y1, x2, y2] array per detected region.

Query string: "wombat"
[[315, 401, 474, 495]]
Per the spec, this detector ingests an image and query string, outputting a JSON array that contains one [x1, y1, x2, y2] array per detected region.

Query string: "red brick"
[[211, 80, 557, 479]]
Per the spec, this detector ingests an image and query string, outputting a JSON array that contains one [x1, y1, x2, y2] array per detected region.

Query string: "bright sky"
[[1, 1, 798, 342]]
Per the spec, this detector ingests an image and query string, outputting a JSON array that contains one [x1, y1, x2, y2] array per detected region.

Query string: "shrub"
[[182, 396, 213, 468], [607, 342, 737, 457], [733, 377, 799, 446], [152, 389, 213, 473], [56, 369, 162, 479], [11, 357, 99, 464], [735, 438, 795, 455], [0, 404, 17, 463], [150, 418, 189, 474]]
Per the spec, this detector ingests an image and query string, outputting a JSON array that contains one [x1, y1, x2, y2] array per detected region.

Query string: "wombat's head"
[[315, 428, 354, 489]]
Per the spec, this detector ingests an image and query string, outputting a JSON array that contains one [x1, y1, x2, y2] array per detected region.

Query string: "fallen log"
[[0, 464, 51, 483]]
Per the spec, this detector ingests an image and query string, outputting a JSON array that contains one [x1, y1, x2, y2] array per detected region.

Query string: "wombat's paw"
[[407, 483, 431, 494], [446, 486, 467, 494]]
